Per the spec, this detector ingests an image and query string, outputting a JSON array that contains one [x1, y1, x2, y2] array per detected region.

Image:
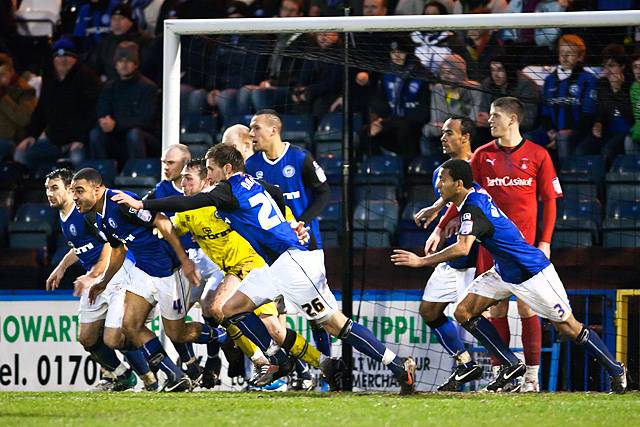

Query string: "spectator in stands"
[[574, 44, 632, 167], [628, 51, 640, 154], [478, 55, 539, 143], [0, 53, 36, 161], [73, 0, 121, 55], [411, 1, 465, 76], [308, 0, 346, 16], [362, 0, 388, 15], [461, 7, 505, 82], [88, 4, 151, 82], [538, 34, 598, 160], [130, 0, 164, 36], [360, 36, 430, 160], [154, 0, 225, 37], [90, 41, 159, 168], [16, 38, 101, 172], [423, 54, 481, 155]]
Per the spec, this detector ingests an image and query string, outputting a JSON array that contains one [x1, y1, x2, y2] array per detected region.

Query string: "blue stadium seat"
[[407, 155, 444, 184], [0, 161, 28, 189], [181, 132, 214, 146], [318, 201, 341, 231], [557, 198, 602, 226], [353, 200, 399, 233], [606, 183, 640, 204], [356, 155, 403, 185], [606, 199, 640, 220], [182, 113, 218, 136], [603, 230, 640, 248], [355, 185, 397, 203], [329, 186, 342, 203], [552, 230, 593, 249], [185, 144, 210, 159], [354, 230, 391, 248], [562, 182, 598, 201], [406, 184, 435, 204], [397, 230, 428, 248], [9, 203, 56, 249], [314, 112, 363, 142], [115, 159, 161, 187], [79, 159, 118, 187], [321, 230, 340, 248], [281, 114, 314, 146], [316, 154, 342, 185], [120, 186, 154, 198], [399, 201, 424, 231], [607, 154, 640, 181], [315, 141, 342, 158], [560, 155, 605, 183]]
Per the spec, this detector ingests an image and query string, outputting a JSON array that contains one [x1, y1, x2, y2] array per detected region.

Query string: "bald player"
[[222, 124, 254, 161]]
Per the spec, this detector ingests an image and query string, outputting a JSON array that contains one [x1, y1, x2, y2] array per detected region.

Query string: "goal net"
[[165, 11, 640, 392]]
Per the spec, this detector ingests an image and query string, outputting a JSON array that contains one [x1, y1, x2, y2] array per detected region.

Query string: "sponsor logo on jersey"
[[108, 217, 117, 229], [255, 171, 264, 179], [486, 158, 496, 166], [283, 165, 296, 178], [552, 177, 562, 194], [283, 191, 301, 200], [462, 213, 471, 221], [313, 161, 327, 183], [460, 220, 473, 235], [73, 242, 95, 255], [135, 209, 152, 223], [69, 224, 77, 236], [485, 176, 533, 187], [569, 83, 579, 96]]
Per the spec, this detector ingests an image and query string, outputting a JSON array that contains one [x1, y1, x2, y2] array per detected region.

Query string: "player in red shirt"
[[439, 97, 562, 392]]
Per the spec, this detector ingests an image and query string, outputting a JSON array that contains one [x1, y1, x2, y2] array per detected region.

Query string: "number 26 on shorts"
[[301, 297, 325, 317]]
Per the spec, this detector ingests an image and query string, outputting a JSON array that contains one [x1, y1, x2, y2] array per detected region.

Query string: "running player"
[[400, 116, 482, 391], [113, 144, 417, 395], [245, 110, 332, 389], [71, 168, 226, 392], [44, 168, 155, 391], [391, 159, 626, 394]]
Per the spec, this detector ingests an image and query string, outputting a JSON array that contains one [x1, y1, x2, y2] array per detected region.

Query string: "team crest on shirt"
[[569, 84, 579, 96], [69, 224, 77, 236], [283, 165, 296, 178], [255, 171, 264, 179], [108, 217, 117, 229], [520, 157, 529, 170]]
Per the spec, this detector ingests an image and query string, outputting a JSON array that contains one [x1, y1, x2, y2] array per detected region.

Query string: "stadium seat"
[[314, 112, 363, 142], [603, 230, 640, 248], [79, 160, 118, 187], [406, 155, 444, 185], [561, 182, 598, 201], [560, 155, 605, 183], [182, 114, 218, 135], [606, 183, 640, 204], [354, 230, 392, 248], [353, 200, 399, 233], [406, 184, 435, 204], [0, 161, 28, 189], [9, 203, 56, 249], [318, 201, 341, 231], [606, 154, 640, 181], [355, 184, 397, 203], [356, 155, 403, 185], [15, 0, 61, 37], [399, 201, 424, 231], [120, 186, 154, 198], [397, 230, 428, 248], [0, 190, 15, 214], [551, 229, 593, 249], [185, 144, 210, 159], [316, 154, 342, 185], [315, 141, 343, 158], [557, 197, 602, 226], [606, 199, 640, 220], [321, 229, 340, 248], [329, 186, 342, 203], [115, 159, 161, 187], [281, 114, 314, 146]]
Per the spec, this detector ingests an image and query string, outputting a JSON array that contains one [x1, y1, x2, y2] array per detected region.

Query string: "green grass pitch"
[[1, 392, 638, 427]]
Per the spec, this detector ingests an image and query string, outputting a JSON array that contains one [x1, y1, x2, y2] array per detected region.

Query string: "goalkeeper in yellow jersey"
[[165, 158, 333, 389]]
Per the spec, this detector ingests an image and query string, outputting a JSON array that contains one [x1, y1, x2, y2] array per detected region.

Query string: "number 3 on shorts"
[[301, 297, 325, 317]]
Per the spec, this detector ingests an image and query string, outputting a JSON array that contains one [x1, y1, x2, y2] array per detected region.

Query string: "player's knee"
[[79, 332, 98, 350], [419, 303, 439, 324], [102, 332, 123, 349], [454, 304, 472, 325]]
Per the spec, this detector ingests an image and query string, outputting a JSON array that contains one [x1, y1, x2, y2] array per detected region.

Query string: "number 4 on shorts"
[[301, 297, 325, 317]]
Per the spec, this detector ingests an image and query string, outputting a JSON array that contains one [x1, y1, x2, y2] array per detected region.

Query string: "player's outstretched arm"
[[89, 244, 126, 304], [73, 244, 111, 296], [153, 213, 201, 286], [46, 248, 79, 290], [392, 234, 476, 268]]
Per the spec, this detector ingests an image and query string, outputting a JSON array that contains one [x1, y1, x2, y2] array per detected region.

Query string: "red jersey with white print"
[[470, 139, 562, 244]]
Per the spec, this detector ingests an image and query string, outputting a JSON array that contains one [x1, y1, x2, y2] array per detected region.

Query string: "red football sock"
[[521, 315, 542, 366], [489, 316, 510, 366]]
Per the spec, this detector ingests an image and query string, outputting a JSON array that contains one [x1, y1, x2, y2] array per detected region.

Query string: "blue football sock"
[[142, 337, 184, 382], [227, 312, 288, 365], [462, 316, 520, 366], [203, 316, 222, 362], [341, 320, 404, 378], [85, 339, 121, 371], [122, 349, 150, 376], [427, 313, 466, 357], [173, 342, 196, 364], [295, 359, 312, 379], [197, 323, 229, 345], [576, 327, 623, 376], [312, 326, 332, 357]]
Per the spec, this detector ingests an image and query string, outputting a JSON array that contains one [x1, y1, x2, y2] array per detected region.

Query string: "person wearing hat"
[[90, 41, 160, 168], [15, 38, 101, 171], [88, 3, 151, 81], [73, 0, 122, 54], [359, 35, 430, 161], [0, 53, 37, 161]]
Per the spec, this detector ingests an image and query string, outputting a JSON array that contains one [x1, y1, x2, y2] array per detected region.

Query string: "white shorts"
[[188, 248, 224, 306], [126, 264, 190, 321], [238, 249, 338, 323], [468, 265, 572, 322], [78, 257, 134, 328], [422, 263, 476, 303]]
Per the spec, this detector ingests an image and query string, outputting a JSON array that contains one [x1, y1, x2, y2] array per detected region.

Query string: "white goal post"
[[162, 10, 640, 150]]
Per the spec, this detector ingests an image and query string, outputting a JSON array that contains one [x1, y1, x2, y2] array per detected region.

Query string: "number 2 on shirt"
[[249, 192, 286, 230]]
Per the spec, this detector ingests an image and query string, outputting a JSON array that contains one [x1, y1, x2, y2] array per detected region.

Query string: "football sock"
[[427, 313, 466, 357], [295, 359, 313, 379], [142, 337, 184, 382], [575, 327, 623, 376], [197, 322, 228, 345], [203, 316, 222, 366], [282, 328, 321, 368], [225, 312, 288, 365], [463, 316, 520, 366], [173, 342, 196, 364], [489, 316, 511, 366], [521, 315, 542, 366], [122, 348, 150, 376], [311, 326, 332, 357], [85, 339, 121, 371], [339, 320, 404, 378], [227, 324, 261, 359]]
